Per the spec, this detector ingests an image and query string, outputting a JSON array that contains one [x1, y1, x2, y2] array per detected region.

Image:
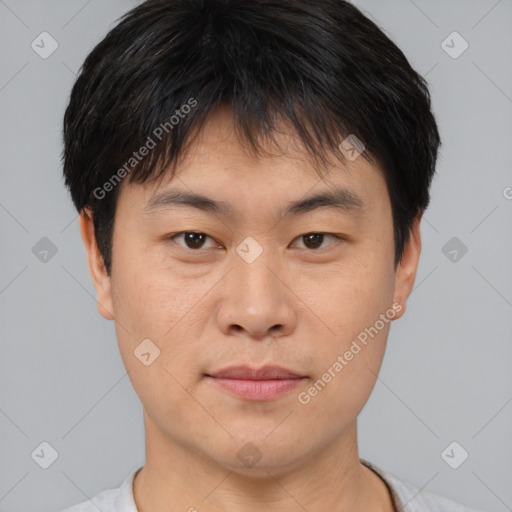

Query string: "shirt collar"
[[118, 461, 418, 512]]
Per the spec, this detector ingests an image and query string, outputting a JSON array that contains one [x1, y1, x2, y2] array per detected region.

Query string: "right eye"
[[169, 232, 219, 251]]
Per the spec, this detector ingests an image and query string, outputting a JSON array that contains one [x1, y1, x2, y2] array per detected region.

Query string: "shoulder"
[[58, 468, 141, 512], [58, 486, 120, 512], [361, 459, 483, 512], [388, 474, 483, 512], [58, 488, 118, 512]]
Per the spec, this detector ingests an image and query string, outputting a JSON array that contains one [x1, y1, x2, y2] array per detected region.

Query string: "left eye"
[[292, 233, 338, 250]]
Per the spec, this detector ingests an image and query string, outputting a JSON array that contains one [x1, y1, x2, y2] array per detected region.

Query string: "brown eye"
[[171, 232, 216, 250], [303, 233, 324, 249], [293, 233, 338, 250]]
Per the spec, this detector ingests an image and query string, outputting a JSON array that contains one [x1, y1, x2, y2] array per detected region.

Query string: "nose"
[[215, 246, 298, 340]]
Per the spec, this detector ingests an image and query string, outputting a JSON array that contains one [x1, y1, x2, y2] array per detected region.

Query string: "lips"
[[206, 365, 305, 380], [205, 365, 307, 401]]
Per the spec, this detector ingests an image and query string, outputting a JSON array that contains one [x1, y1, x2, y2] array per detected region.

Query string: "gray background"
[[0, 1, 511, 511]]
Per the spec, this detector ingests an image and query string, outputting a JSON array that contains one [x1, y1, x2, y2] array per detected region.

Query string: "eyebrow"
[[142, 187, 366, 218]]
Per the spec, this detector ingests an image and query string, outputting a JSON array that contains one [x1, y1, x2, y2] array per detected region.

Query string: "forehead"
[[118, 107, 388, 217]]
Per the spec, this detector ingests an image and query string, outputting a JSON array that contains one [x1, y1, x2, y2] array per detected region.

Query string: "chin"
[[202, 434, 311, 477]]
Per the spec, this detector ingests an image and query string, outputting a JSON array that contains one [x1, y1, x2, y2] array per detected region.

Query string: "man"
[[60, 0, 481, 510]]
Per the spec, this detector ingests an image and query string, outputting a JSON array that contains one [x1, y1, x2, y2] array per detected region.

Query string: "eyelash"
[[168, 231, 343, 251]]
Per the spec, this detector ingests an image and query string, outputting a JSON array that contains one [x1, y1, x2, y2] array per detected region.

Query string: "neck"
[[133, 412, 395, 512]]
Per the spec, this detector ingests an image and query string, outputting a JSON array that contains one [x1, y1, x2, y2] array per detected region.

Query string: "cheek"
[[296, 318, 391, 437], [292, 246, 395, 415], [111, 240, 200, 335], [109, 261, 211, 427], [299, 240, 395, 341], [108, 246, 203, 373]]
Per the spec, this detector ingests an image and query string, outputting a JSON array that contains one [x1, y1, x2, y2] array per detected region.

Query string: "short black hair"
[[62, 0, 441, 275]]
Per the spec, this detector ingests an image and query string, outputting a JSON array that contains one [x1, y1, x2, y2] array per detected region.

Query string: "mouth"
[[204, 365, 308, 401]]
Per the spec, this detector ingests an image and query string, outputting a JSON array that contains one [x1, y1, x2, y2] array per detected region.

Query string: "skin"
[[80, 106, 422, 512]]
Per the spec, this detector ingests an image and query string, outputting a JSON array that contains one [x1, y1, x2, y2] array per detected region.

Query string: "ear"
[[79, 209, 115, 321], [392, 213, 422, 320]]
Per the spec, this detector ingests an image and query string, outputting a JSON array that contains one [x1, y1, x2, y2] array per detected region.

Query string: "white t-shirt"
[[59, 459, 482, 511]]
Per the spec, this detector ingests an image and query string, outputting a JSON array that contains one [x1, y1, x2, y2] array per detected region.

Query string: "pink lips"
[[206, 365, 307, 401]]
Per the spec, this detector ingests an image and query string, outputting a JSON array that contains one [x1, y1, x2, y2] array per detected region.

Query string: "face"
[[81, 107, 421, 476]]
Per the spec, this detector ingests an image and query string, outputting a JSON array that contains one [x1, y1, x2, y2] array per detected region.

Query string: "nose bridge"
[[216, 238, 297, 338]]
